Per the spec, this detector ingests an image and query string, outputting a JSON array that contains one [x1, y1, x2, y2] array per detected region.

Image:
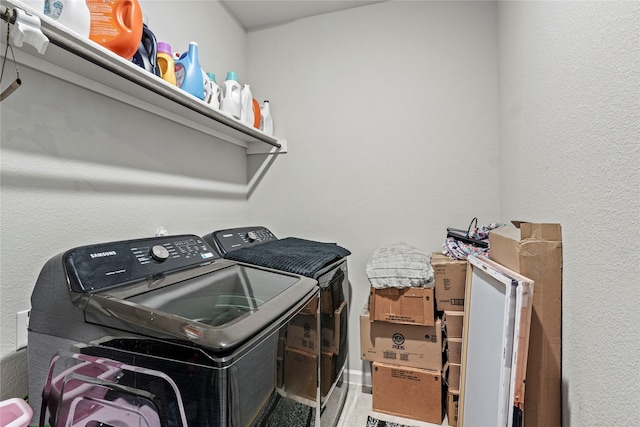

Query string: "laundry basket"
[[0, 398, 33, 427]]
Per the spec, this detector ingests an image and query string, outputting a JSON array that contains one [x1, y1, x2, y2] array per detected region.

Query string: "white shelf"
[[2, 0, 286, 155]]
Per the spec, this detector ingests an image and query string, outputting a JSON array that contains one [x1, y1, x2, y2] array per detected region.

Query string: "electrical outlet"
[[16, 310, 29, 350]]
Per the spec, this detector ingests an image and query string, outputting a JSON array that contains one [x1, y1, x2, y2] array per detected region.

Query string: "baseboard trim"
[[347, 368, 372, 388]]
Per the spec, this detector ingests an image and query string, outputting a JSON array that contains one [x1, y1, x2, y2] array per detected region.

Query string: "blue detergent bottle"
[[175, 42, 205, 100]]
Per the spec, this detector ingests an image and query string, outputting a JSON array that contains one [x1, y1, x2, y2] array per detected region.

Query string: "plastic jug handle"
[[115, 0, 135, 34]]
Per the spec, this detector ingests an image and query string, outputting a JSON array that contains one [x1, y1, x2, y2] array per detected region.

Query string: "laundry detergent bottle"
[[174, 42, 205, 100], [202, 70, 212, 103], [157, 41, 176, 85], [220, 71, 241, 119], [260, 100, 273, 135], [86, 0, 143, 60], [252, 98, 261, 129], [240, 84, 254, 126], [43, 0, 91, 38], [206, 72, 220, 109]]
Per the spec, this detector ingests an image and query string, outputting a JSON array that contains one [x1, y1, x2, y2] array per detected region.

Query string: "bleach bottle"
[[260, 100, 273, 136], [220, 71, 241, 119], [206, 73, 220, 109], [174, 42, 205, 100], [43, 0, 91, 37], [240, 84, 254, 126]]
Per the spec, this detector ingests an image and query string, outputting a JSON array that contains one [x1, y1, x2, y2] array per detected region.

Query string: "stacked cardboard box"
[[432, 253, 467, 427], [361, 286, 443, 424]]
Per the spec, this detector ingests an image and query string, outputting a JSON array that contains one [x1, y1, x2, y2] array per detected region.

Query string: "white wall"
[[498, 2, 639, 425], [0, 0, 248, 399], [246, 0, 500, 380]]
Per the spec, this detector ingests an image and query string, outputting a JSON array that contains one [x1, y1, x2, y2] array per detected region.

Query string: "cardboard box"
[[432, 253, 467, 311], [369, 286, 435, 326], [443, 310, 464, 338], [489, 222, 562, 427], [286, 313, 318, 353], [321, 301, 347, 354], [372, 362, 443, 425], [443, 338, 462, 365], [360, 308, 442, 371], [443, 361, 460, 393], [447, 389, 459, 427], [283, 347, 333, 400]]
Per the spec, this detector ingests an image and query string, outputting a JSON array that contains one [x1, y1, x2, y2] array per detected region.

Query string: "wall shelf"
[[1, 1, 286, 155]]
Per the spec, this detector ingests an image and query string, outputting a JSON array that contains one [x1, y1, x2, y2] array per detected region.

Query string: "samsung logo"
[[90, 251, 117, 259]]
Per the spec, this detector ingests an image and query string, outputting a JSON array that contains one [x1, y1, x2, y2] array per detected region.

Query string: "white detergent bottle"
[[43, 0, 91, 38], [220, 71, 241, 119], [202, 69, 212, 103], [260, 100, 273, 136], [240, 84, 254, 126], [206, 73, 220, 109]]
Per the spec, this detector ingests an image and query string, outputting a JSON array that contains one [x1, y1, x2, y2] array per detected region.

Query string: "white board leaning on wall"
[[459, 255, 534, 427]]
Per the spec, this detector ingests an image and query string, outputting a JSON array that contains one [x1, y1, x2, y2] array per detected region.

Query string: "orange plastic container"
[[252, 99, 261, 129], [86, 0, 143, 60]]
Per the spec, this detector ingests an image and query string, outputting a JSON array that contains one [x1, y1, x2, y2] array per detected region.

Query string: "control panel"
[[64, 235, 219, 293], [206, 226, 278, 255]]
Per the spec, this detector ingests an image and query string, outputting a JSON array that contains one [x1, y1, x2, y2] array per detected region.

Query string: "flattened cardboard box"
[[443, 361, 460, 393], [443, 310, 464, 338], [432, 253, 467, 311], [490, 222, 562, 427], [443, 337, 462, 365], [372, 361, 443, 425], [369, 286, 435, 326], [360, 307, 442, 371]]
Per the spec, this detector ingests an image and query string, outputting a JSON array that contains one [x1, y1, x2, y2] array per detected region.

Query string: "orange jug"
[[86, 0, 143, 60], [252, 99, 261, 129]]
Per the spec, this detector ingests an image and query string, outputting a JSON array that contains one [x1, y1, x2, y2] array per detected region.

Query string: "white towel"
[[366, 243, 434, 289]]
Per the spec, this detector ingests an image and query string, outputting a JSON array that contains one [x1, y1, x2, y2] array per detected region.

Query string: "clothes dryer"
[[28, 234, 319, 427], [203, 227, 350, 427]]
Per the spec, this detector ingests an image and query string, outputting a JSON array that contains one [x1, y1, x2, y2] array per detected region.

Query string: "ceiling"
[[220, 0, 387, 31]]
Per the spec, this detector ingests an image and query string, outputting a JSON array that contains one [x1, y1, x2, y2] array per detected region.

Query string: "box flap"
[[512, 221, 562, 241]]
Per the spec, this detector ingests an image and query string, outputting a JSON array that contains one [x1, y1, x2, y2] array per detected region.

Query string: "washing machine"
[[203, 227, 350, 427], [28, 234, 320, 427]]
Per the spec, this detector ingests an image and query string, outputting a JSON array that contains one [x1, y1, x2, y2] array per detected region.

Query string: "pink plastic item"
[[0, 398, 33, 427]]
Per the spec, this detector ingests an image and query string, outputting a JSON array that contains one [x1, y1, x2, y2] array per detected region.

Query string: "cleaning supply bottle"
[[86, 0, 143, 60], [131, 23, 159, 76], [202, 69, 212, 103], [156, 41, 176, 85], [207, 72, 220, 109], [252, 98, 261, 129], [260, 100, 273, 135], [43, 0, 91, 38], [220, 71, 241, 119], [240, 84, 254, 126], [174, 42, 205, 100]]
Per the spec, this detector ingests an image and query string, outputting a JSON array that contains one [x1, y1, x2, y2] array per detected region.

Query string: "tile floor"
[[336, 383, 448, 427]]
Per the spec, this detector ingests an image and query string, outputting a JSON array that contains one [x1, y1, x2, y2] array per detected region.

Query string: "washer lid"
[[84, 261, 317, 353]]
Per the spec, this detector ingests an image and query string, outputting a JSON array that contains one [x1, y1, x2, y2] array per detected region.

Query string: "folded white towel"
[[366, 243, 434, 289]]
